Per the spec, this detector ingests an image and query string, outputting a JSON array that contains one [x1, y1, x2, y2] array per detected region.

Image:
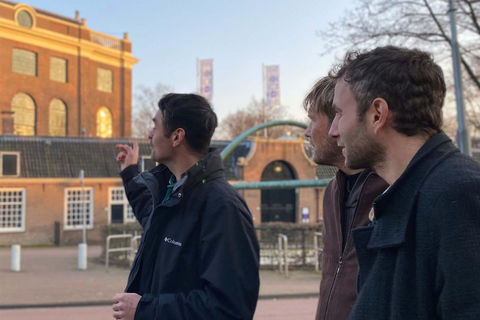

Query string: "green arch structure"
[[220, 120, 331, 190]]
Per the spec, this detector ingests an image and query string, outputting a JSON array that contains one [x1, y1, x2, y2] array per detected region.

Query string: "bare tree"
[[217, 97, 303, 140], [319, 0, 480, 130], [131, 83, 172, 138]]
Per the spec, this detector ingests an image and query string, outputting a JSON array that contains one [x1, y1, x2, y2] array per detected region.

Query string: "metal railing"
[[277, 233, 289, 277], [105, 234, 133, 271], [313, 232, 323, 272]]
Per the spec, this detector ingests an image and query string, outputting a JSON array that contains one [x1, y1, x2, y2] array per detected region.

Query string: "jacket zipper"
[[323, 173, 373, 320]]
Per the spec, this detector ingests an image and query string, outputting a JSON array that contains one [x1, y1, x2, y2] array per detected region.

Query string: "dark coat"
[[350, 133, 480, 319], [120, 149, 260, 320], [316, 170, 388, 320]]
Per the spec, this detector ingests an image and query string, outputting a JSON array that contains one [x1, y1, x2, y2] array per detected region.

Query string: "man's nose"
[[328, 116, 339, 138]]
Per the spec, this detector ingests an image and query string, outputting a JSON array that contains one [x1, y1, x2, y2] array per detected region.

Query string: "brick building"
[[0, 136, 336, 245], [0, 2, 335, 246], [0, 0, 139, 138]]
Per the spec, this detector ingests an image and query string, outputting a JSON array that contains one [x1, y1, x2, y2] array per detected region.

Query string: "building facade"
[[0, 136, 335, 245], [0, 0, 139, 138]]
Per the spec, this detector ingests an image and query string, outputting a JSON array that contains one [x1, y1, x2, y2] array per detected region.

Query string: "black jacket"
[[316, 170, 388, 320], [350, 133, 480, 319], [120, 149, 260, 320]]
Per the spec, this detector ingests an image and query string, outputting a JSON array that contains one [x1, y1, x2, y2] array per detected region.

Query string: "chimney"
[[75, 11, 80, 21], [1, 111, 14, 135]]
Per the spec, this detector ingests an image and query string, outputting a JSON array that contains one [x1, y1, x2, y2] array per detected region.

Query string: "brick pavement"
[[0, 246, 321, 307]]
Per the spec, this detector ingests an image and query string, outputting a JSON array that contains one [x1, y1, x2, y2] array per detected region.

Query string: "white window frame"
[[108, 187, 135, 224], [64, 187, 94, 230], [0, 188, 26, 233], [141, 156, 158, 172], [0, 152, 21, 177]]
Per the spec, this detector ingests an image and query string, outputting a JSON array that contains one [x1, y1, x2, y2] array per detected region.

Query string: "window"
[[50, 57, 67, 83], [0, 152, 20, 177], [11, 93, 35, 136], [141, 156, 157, 171], [12, 49, 37, 76], [0, 189, 26, 232], [49, 99, 67, 136], [96, 107, 113, 138], [16, 10, 33, 28], [109, 187, 135, 224], [97, 68, 113, 93], [64, 188, 93, 230]]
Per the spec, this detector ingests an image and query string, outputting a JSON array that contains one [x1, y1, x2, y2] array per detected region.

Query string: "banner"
[[265, 65, 280, 106], [198, 59, 213, 102]]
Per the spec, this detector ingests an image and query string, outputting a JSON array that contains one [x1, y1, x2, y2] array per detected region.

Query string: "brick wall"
[[0, 179, 130, 246]]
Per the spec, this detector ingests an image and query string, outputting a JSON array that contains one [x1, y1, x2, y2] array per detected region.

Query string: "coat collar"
[[367, 133, 459, 249]]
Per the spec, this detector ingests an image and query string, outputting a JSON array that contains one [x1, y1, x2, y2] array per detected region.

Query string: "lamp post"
[[78, 169, 87, 270], [448, 0, 471, 156]]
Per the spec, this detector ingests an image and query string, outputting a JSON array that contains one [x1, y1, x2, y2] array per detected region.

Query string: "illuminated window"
[[12, 49, 37, 76], [96, 107, 113, 138], [11, 93, 35, 136], [97, 68, 113, 93], [50, 57, 67, 83], [17, 10, 33, 28], [49, 99, 67, 136]]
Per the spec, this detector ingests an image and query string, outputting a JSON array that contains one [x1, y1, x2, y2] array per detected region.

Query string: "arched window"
[[49, 99, 67, 136], [96, 107, 112, 138], [11, 93, 35, 136]]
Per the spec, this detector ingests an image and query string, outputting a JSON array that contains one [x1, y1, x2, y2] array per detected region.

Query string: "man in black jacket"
[[304, 77, 387, 320], [113, 93, 260, 320], [328, 46, 480, 319]]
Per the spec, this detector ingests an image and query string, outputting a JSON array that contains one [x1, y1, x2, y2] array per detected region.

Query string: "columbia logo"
[[164, 237, 182, 247]]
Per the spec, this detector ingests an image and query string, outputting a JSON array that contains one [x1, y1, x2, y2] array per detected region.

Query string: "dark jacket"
[[120, 149, 260, 320], [316, 170, 388, 320], [350, 133, 480, 319]]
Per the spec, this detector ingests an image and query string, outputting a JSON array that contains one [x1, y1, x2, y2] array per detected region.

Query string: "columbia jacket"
[[350, 133, 480, 319], [120, 149, 260, 320], [316, 170, 387, 320]]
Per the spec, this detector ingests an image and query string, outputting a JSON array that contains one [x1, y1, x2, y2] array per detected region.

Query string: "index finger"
[[113, 293, 123, 303], [116, 144, 133, 154]]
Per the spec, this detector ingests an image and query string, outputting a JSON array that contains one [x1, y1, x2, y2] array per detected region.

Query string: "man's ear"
[[370, 98, 392, 134], [171, 128, 185, 147]]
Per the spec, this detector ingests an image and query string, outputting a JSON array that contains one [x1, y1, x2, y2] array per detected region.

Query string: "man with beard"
[[328, 46, 480, 319], [304, 76, 387, 320], [113, 93, 260, 320]]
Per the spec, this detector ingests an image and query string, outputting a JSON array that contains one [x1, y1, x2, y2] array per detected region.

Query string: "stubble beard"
[[344, 129, 385, 170]]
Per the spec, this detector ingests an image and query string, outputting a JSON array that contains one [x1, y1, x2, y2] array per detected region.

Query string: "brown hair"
[[303, 76, 336, 123], [330, 46, 446, 137]]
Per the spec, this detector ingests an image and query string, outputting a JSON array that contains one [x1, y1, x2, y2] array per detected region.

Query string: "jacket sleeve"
[[134, 201, 260, 320], [120, 164, 152, 228], [434, 180, 480, 318]]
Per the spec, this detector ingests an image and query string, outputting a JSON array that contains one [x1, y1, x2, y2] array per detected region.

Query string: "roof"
[[0, 136, 251, 180], [0, 0, 81, 25]]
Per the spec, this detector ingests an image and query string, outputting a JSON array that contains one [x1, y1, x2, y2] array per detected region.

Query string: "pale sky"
[[25, 0, 352, 122]]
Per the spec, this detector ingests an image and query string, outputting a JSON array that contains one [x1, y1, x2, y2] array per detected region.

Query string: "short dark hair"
[[303, 76, 336, 123], [158, 93, 217, 154], [330, 46, 446, 137]]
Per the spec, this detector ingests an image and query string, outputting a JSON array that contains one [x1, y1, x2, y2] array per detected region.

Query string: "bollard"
[[78, 243, 87, 270], [11, 244, 21, 272]]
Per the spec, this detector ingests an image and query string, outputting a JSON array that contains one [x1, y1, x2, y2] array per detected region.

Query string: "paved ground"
[[0, 298, 318, 320], [0, 246, 321, 307]]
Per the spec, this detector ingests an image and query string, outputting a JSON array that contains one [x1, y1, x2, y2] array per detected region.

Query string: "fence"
[[101, 223, 323, 270]]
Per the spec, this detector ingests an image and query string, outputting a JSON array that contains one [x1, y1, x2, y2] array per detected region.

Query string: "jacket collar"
[[160, 148, 225, 207], [367, 133, 459, 249]]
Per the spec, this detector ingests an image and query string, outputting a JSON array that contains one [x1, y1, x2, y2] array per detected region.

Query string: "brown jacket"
[[315, 170, 388, 320]]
